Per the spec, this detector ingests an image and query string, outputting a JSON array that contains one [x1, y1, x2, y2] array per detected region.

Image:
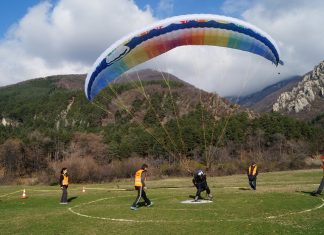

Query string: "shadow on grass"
[[68, 196, 78, 202], [137, 201, 151, 208], [297, 191, 318, 196], [189, 195, 205, 199], [239, 187, 251, 191]]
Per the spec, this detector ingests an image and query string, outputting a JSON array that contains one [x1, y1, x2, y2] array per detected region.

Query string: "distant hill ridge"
[[249, 76, 301, 113], [0, 69, 191, 92], [226, 75, 301, 109], [0, 69, 239, 128]]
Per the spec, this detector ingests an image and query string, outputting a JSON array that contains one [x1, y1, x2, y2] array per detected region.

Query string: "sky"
[[0, 0, 323, 96]]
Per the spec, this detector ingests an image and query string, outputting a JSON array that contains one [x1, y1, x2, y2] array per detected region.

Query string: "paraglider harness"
[[193, 170, 208, 190], [192, 170, 211, 201]]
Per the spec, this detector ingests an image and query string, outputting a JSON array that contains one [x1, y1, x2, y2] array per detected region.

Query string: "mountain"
[[0, 69, 239, 129], [272, 61, 324, 120], [226, 76, 301, 111], [0, 69, 323, 183]]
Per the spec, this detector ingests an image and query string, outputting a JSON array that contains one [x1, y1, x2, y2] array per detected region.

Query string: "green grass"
[[1, 169, 324, 235]]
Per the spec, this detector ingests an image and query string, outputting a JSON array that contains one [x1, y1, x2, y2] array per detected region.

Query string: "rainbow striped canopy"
[[85, 14, 283, 101]]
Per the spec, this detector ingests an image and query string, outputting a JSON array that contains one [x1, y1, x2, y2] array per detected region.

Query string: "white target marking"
[[180, 199, 213, 204], [266, 198, 324, 219], [67, 191, 324, 223], [68, 196, 136, 222], [0, 190, 21, 198], [68, 207, 137, 222]]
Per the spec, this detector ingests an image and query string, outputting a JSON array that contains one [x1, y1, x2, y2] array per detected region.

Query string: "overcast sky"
[[0, 0, 323, 96]]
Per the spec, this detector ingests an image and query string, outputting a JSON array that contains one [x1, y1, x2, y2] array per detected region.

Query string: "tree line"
[[0, 77, 323, 184]]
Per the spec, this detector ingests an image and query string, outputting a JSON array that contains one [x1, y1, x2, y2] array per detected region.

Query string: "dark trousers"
[[131, 186, 151, 207], [248, 176, 257, 190], [60, 186, 68, 203], [315, 176, 324, 194], [195, 182, 211, 199]]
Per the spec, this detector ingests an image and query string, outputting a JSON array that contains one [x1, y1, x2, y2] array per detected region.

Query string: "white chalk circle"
[[181, 199, 213, 204]]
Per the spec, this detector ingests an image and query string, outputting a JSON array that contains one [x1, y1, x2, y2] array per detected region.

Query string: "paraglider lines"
[[93, 84, 178, 161], [159, 69, 187, 160]]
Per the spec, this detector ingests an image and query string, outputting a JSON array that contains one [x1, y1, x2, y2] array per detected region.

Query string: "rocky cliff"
[[272, 61, 324, 119]]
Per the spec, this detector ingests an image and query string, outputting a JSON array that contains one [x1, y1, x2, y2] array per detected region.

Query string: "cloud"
[[0, 0, 155, 86], [221, 0, 253, 15], [135, 45, 279, 97], [156, 0, 174, 17], [242, 0, 324, 75], [1, 0, 323, 97]]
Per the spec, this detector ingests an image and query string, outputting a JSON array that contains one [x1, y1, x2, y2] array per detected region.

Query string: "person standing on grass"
[[247, 162, 258, 190], [311, 155, 324, 196], [192, 169, 212, 201], [131, 164, 153, 210], [59, 167, 69, 204]]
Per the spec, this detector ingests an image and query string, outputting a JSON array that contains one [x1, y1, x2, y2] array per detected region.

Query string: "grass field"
[[1, 169, 323, 235]]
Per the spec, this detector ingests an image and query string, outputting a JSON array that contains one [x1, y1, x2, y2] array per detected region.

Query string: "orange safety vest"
[[248, 165, 257, 176], [62, 174, 69, 186], [134, 169, 145, 187]]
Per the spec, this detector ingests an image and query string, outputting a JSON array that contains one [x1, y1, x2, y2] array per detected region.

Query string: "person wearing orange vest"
[[130, 164, 153, 210], [59, 167, 69, 204], [311, 155, 324, 196], [247, 162, 258, 190]]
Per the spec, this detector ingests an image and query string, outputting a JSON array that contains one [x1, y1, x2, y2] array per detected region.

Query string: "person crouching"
[[192, 169, 212, 201]]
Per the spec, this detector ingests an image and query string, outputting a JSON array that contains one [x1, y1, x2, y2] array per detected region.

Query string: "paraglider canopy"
[[85, 14, 283, 101]]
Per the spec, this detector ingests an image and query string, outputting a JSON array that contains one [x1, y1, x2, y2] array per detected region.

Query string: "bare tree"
[[0, 139, 25, 176]]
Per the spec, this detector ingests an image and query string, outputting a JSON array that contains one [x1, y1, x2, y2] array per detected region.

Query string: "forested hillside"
[[0, 70, 323, 184]]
